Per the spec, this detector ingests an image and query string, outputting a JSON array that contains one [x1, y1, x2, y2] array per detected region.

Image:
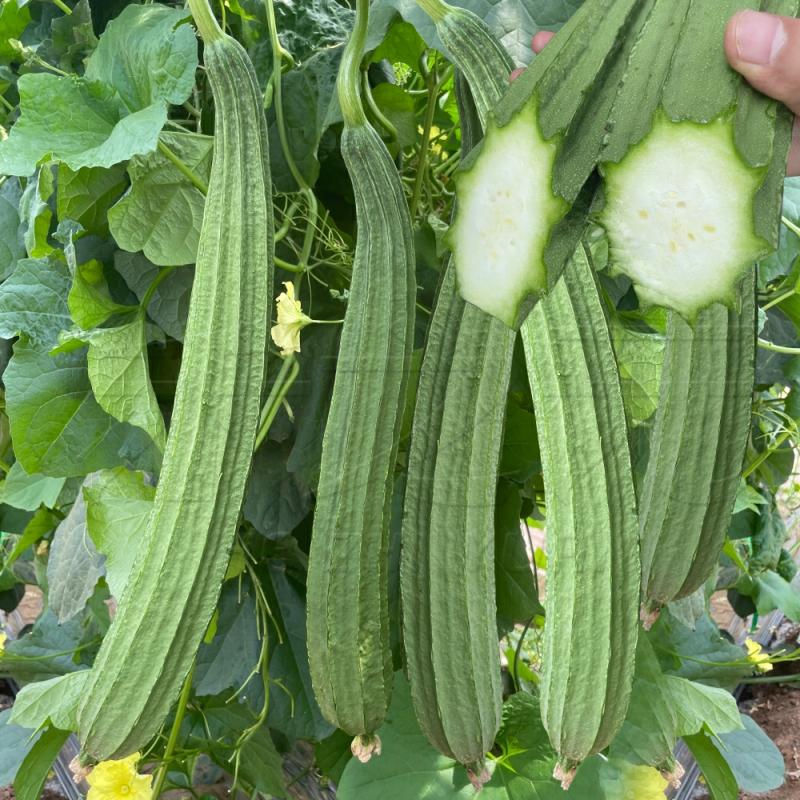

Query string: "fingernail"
[[735, 11, 787, 65]]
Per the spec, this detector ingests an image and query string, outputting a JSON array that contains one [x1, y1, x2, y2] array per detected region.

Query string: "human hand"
[[518, 18, 800, 176], [725, 11, 800, 176]]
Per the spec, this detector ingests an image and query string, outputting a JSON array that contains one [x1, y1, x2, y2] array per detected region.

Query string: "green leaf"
[[667, 590, 705, 631], [371, 83, 417, 151], [0, 73, 167, 176], [46, 482, 104, 623], [19, 167, 54, 259], [56, 162, 127, 237], [733, 479, 767, 514], [244, 441, 312, 540], [0, 462, 65, 511], [684, 733, 739, 800], [0, 194, 24, 280], [500, 400, 540, 481], [662, 676, 743, 738], [755, 569, 800, 620], [0, 257, 71, 348], [338, 673, 474, 800], [108, 132, 213, 267], [263, 560, 334, 741], [0, 709, 40, 788], [9, 671, 91, 732], [84, 467, 153, 599], [13, 727, 71, 800], [187, 701, 286, 798], [4, 507, 59, 569], [612, 324, 664, 425], [69, 258, 135, 330], [5, 336, 159, 477], [4, 610, 85, 682], [482, 692, 562, 799], [760, 178, 800, 286], [114, 253, 193, 341], [76, 315, 166, 451], [494, 480, 541, 625], [85, 4, 197, 113], [195, 580, 261, 698], [715, 714, 785, 793], [42, 0, 98, 73], [0, 0, 31, 63], [268, 47, 342, 191]]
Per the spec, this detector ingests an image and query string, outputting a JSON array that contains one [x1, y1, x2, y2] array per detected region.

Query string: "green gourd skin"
[[78, 0, 273, 761], [401, 3, 513, 780], [522, 246, 640, 785], [306, 0, 415, 747]]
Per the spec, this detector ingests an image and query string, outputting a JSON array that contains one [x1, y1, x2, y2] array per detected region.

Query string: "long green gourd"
[[522, 246, 640, 787], [404, 1, 639, 784], [77, 0, 273, 760], [641, 277, 756, 621], [306, 0, 415, 755], [401, 3, 515, 784]]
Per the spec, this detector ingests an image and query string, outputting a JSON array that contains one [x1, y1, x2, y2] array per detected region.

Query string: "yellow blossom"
[[270, 281, 312, 356], [617, 763, 669, 800], [745, 638, 773, 673], [0, 631, 7, 656], [86, 753, 152, 800]]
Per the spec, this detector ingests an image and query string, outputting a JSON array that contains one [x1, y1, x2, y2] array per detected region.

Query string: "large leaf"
[[0, 461, 65, 511], [0, 710, 40, 788], [56, 162, 127, 238], [9, 670, 91, 732], [0, 0, 31, 64], [72, 315, 167, 451], [263, 560, 334, 741], [195, 580, 261, 698], [0, 257, 72, 348], [4, 336, 159, 477], [13, 727, 71, 800], [716, 714, 785, 793], [84, 4, 197, 113], [612, 324, 664, 425], [0, 193, 24, 280], [46, 480, 104, 623], [684, 733, 738, 800], [0, 73, 167, 176], [108, 132, 212, 267], [84, 467, 154, 598], [755, 569, 800, 620]]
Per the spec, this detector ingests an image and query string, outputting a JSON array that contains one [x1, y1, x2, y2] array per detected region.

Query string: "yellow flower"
[[270, 281, 312, 356], [0, 631, 7, 656], [86, 753, 152, 800], [618, 764, 669, 799], [745, 638, 773, 673]]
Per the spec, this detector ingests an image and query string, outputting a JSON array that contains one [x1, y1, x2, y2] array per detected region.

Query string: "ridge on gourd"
[[522, 245, 640, 787], [77, 0, 273, 761], [448, 0, 648, 326], [400, 2, 514, 785], [597, 0, 799, 317], [639, 276, 756, 623], [306, 0, 415, 755]]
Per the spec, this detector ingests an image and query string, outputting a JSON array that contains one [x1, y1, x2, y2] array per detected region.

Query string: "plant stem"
[[743, 430, 793, 478], [361, 71, 398, 142], [152, 662, 195, 799], [157, 140, 209, 195], [254, 357, 299, 450], [141, 265, 180, 309], [757, 337, 800, 355], [761, 287, 797, 311], [782, 215, 800, 239], [263, 0, 319, 271], [52, 0, 72, 14], [0, 94, 14, 114]]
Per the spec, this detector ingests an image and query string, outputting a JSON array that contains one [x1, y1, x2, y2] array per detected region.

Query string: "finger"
[[725, 11, 800, 116], [532, 30, 555, 54], [788, 117, 800, 177], [509, 67, 525, 82]]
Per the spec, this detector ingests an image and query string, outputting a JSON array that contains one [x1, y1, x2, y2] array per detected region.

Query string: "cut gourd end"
[[600, 116, 768, 319]]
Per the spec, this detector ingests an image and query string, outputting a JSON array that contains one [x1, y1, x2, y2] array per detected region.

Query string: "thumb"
[[725, 11, 800, 116]]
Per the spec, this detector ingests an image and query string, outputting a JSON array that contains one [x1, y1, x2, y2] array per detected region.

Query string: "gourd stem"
[[415, 0, 449, 23], [337, 0, 370, 128], [186, 0, 224, 44], [254, 357, 299, 450], [157, 140, 209, 195], [263, 0, 318, 270], [151, 662, 195, 799], [361, 71, 398, 142]]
